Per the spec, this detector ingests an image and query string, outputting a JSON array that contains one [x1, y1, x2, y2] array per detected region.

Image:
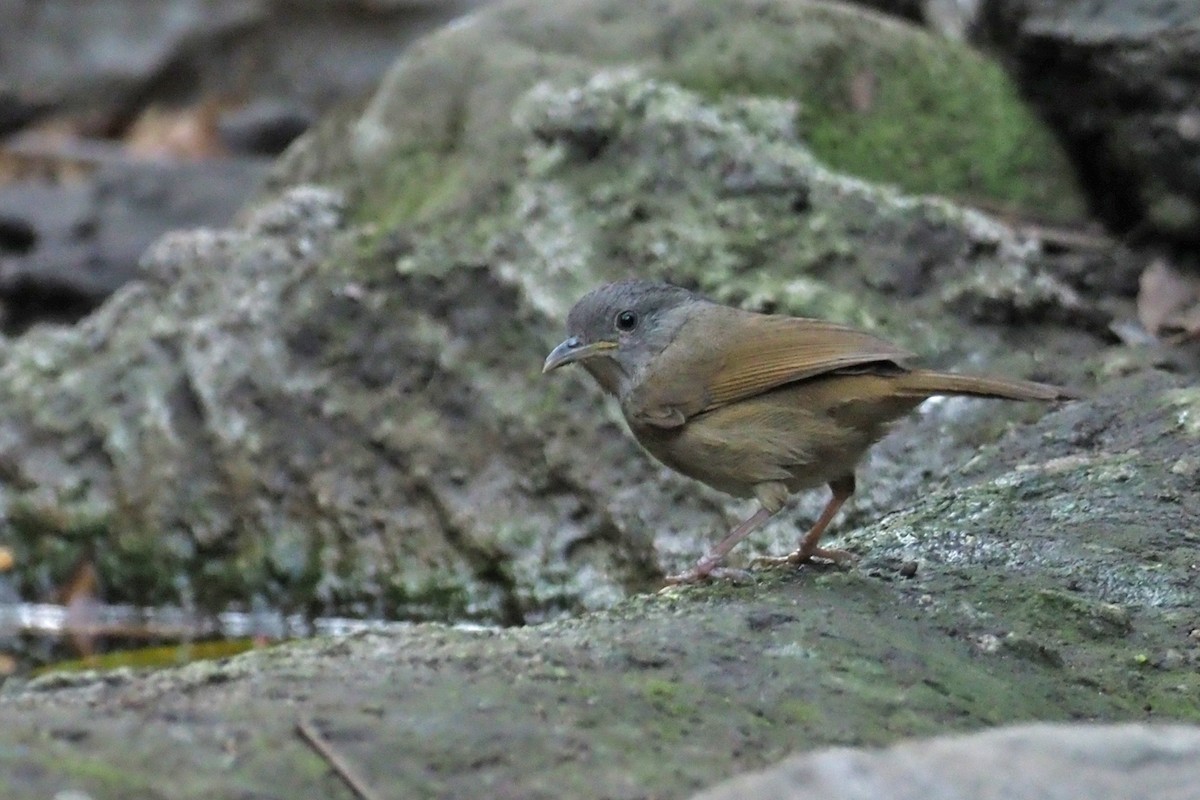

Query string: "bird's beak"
[[542, 337, 617, 373]]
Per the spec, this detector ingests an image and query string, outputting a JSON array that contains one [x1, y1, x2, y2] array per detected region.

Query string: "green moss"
[[357, 149, 475, 229], [1141, 673, 1200, 721], [6, 499, 185, 605], [381, 576, 473, 622], [883, 707, 945, 737], [774, 698, 824, 726], [1144, 188, 1200, 237], [1021, 590, 1133, 642], [640, 676, 692, 717], [664, 5, 1084, 221], [800, 47, 1075, 219], [11, 753, 158, 794], [1163, 387, 1200, 435], [7, 498, 112, 547], [1000, 634, 1066, 668]]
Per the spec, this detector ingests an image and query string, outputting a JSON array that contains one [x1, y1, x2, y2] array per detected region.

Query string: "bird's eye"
[[615, 310, 638, 332]]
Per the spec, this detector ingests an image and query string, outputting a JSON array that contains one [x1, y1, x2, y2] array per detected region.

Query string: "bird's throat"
[[581, 356, 628, 397]]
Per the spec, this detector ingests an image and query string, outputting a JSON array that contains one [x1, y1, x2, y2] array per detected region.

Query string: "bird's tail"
[[892, 369, 1079, 402]]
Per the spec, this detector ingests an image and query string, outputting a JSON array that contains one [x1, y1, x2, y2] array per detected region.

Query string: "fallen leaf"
[[57, 559, 100, 659], [1137, 258, 1200, 341], [54, 558, 98, 607], [125, 98, 228, 160]]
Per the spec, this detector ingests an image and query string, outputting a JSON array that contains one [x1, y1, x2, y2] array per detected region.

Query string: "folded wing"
[[624, 306, 915, 429]]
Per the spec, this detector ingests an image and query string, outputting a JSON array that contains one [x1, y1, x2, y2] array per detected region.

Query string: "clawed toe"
[[660, 566, 756, 589], [660, 566, 709, 588], [753, 547, 857, 569], [751, 553, 797, 568], [808, 546, 857, 566]]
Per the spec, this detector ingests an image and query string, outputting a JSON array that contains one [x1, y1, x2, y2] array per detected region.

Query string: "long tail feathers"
[[894, 369, 1079, 402]]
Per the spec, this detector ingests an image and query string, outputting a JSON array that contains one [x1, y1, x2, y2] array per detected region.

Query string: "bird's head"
[[543, 280, 699, 396]]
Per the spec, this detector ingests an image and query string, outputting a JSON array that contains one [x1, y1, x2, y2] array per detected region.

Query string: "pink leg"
[[756, 476, 857, 567], [794, 475, 856, 563], [663, 506, 774, 585]]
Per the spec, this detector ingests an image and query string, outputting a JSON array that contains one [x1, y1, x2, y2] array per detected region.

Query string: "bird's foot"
[[753, 546, 857, 569], [660, 566, 755, 590]]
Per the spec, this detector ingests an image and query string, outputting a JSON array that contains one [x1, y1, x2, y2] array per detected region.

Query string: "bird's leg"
[[795, 474, 856, 563], [758, 475, 857, 567], [663, 506, 775, 585]]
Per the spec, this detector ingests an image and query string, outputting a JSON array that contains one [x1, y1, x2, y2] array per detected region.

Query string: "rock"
[[297, 0, 1084, 223], [0, 157, 270, 333], [0, 183, 98, 331], [846, 0, 927, 25], [0, 519, 1194, 799], [0, 281, 1194, 798], [0, 90, 48, 138], [691, 724, 1200, 800], [850, 0, 983, 39], [978, 0, 1200, 241], [923, 0, 984, 39], [0, 0, 493, 327], [217, 100, 315, 157], [0, 0, 490, 124]]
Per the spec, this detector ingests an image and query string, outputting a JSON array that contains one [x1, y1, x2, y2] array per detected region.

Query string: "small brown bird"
[[543, 280, 1075, 584]]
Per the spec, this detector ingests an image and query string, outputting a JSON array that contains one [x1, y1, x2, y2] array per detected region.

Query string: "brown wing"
[[624, 306, 915, 429], [703, 314, 915, 406]]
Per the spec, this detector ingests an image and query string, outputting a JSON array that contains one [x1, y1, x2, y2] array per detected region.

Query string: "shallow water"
[[0, 600, 436, 676]]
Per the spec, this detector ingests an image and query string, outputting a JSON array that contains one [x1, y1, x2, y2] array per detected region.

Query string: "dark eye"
[[615, 310, 638, 332]]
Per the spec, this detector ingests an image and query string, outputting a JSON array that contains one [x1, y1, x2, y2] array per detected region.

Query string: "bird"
[[543, 279, 1076, 584]]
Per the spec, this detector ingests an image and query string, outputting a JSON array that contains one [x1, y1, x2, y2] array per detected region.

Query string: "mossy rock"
[[280, 0, 1086, 224]]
